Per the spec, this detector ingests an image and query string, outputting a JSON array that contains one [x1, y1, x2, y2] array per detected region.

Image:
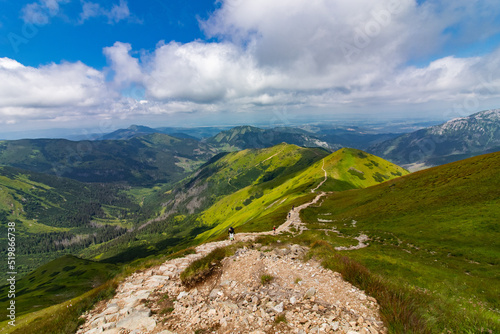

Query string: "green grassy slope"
[[0, 255, 118, 320], [196, 147, 409, 241], [85, 144, 330, 262], [300, 151, 500, 332]]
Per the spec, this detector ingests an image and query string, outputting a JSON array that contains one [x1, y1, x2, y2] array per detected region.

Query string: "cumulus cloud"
[[103, 42, 143, 86], [99, 0, 500, 114], [9, 0, 500, 128], [0, 57, 116, 123]]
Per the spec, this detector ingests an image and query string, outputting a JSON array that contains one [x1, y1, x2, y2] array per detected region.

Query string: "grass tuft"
[[274, 313, 287, 324], [261, 274, 274, 285], [180, 248, 228, 287]]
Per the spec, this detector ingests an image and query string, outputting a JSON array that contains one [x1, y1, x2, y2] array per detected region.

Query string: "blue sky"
[[1, 0, 500, 137], [0, 0, 218, 68]]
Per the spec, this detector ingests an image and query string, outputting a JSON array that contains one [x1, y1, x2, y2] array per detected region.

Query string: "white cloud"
[[0, 57, 115, 122], [8, 0, 500, 129], [79, 0, 132, 24], [143, 41, 283, 103], [21, 0, 69, 25], [139, 0, 500, 111], [101, 0, 500, 113], [103, 42, 143, 86], [20, 0, 133, 25]]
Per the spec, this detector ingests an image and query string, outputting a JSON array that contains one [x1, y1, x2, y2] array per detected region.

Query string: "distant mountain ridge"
[[368, 109, 500, 170], [99, 124, 402, 152], [100, 125, 159, 140], [0, 133, 215, 185], [100, 125, 231, 140], [205, 125, 337, 151]]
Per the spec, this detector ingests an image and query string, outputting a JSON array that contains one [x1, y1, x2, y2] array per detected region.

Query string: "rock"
[[102, 303, 119, 315], [273, 302, 284, 313], [85, 328, 105, 334], [177, 291, 189, 299], [101, 329, 120, 334], [123, 291, 150, 308], [304, 287, 316, 299], [116, 310, 156, 332], [78, 240, 387, 334], [102, 322, 116, 331], [90, 316, 106, 328], [209, 289, 220, 299], [331, 321, 340, 331]]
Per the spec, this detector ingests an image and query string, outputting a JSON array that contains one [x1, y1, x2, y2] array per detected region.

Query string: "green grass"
[[0, 277, 118, 334], [196, 147, 408, 242], [260, 274, 274, 285], [274, 313, 287, 324], [300, 152, 500, 333], [0, 255, 118, 320], [308, 240, 430, 333]]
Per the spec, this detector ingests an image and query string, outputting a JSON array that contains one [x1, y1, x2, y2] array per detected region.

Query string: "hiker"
[[228, 226, 235, 241], [292, 205, 294, 211], [273, 225, 276, 234], [288, 212, 291, 218]]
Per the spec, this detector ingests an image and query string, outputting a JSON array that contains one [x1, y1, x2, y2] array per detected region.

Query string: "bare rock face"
[[77, 242, 386, 334]]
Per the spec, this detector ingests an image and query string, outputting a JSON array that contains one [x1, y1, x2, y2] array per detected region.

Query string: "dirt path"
[[76, 160, 387, 334], [77, 241, 386, 334], [311, 160, 327, 193]]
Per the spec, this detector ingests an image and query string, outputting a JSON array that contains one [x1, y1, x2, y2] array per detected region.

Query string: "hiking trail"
[[76, 160, 386, 334]]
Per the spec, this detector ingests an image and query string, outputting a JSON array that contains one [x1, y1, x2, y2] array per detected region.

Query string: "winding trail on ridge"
[[311, 159, 328, 193], [76, 158, 387, 334], [238, 158, 328, 240]]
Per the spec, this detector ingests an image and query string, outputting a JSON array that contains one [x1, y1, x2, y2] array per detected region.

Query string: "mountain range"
[[0, 134, 215, 185], [368, 109, 500, 169], [1, 148, 497, 333], [0, 109, 498, 333]]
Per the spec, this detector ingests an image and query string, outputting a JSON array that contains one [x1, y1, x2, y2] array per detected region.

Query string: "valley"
[[0, 115, 498, 333]]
